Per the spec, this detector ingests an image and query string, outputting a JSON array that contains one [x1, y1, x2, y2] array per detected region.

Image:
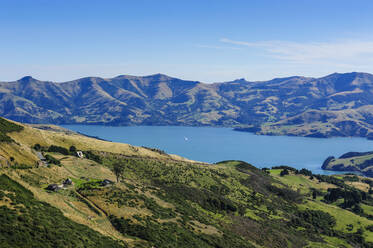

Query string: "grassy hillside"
[[269, 168, 373, 243], [0, 174, 125, 248], [0, 117, 23, 142], [322, 151, 373, 177], [0, 117, 195, 166], [1, 118, 373, 247]]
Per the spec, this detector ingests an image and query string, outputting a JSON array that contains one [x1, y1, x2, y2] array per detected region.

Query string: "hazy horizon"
[[0, 71, 373, 84], [1, 71, 370, 84], [2, 0, 373, 82]]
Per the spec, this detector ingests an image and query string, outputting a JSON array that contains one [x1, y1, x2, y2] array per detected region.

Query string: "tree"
[[48, 145, 69, 155], [299, 168, 312, 177], [69, 145, 77, 153], [352, 204, 363, 215], [33, 144, 41, 151], [369, 188, 373, 195], [312, 190, 317, 200], [280, 169, 289, 177], [113, 163, 124, 183]]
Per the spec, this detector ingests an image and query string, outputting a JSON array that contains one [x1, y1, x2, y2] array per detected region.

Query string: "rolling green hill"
[[1, 117, 373, 247], [3, 72, 373, 138], [322, 151, 373, 177]]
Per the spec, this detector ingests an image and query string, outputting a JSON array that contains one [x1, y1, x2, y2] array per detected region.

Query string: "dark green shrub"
[[45, 154, 61, 165], [271, 165, 297, 172], [367, 225, 373, 232], [299, 168, 312, 177], [84, 150, 102, 163], [109, 215, 251, 248], [266, 185, 302, 203], [33, 144, 41, 151], [312, 190, 317, 199], [352, 204, 364, 214], [291, 210, 336, 234], [162, 184, 237, 213], [69, 145, 77, 153], [324, 188, 344, 203], [0, 174, 124, 247], [141, 146, 166, 155], [344, 175, 360, 182], [0, 117, 23, 143], [48, 145, 69, 155], [12, 163, 33, 169], [280, 169, 289, 176]]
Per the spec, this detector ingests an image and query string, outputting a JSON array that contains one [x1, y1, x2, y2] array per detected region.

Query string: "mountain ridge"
[[2, 72, 373, 138]]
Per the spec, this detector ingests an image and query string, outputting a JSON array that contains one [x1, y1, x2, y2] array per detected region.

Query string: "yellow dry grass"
[[86, 187, 153, 219], [1, 120, 198, 168], [2, 169, 126, 242], [52, 154, 116, 181], [190, 220, 222, 236], [143, 190, 175, 209], [346, 181, 370, 192]]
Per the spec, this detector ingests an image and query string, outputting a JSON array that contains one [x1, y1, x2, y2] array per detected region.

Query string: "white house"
[[77, 151, 84, 158]]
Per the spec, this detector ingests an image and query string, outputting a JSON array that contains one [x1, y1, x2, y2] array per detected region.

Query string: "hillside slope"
[[0, 174, 125, 248], [1, 118, 373, 247], [322, 151, 373, 177], [3, 72, 373, 138], [0, 117, 195, 166]]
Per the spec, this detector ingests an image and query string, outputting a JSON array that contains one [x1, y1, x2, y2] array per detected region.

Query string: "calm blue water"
[[62, 125, 373, 174]]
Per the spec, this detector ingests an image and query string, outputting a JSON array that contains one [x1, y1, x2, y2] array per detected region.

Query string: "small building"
[[101, 179, 114, 186], [77, 151, 84, 158], [63, 178, 73, 186], [46, 184, 60, 192], [36, 152, 48, 167], [36, 152, 46, 161]]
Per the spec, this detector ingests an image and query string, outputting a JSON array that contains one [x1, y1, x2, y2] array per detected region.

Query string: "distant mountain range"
[[2, 72, 373, 138]]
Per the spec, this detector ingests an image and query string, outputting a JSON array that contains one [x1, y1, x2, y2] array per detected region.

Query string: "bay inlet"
[[62, 125, 373, 175]]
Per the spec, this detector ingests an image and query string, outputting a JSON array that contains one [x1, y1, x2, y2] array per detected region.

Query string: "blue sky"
[[1, 0, 373, 82]]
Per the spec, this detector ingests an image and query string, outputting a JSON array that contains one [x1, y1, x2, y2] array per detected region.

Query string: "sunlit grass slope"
[[1, 117, 373, 247]]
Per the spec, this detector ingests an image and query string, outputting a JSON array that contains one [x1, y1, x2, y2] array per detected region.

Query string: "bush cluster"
[[0, 175, 125, 248], [0, 117, 23, 143]]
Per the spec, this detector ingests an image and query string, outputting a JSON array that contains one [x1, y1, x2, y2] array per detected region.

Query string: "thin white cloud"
[[220, 38, 373, 63], [195, 44, 241, 50]]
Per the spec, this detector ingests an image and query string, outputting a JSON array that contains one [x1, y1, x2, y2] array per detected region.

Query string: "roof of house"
[[46, 184, 59, 191], [63, 178, 73, 185], [36, 152, 46, 160], [101, 179, 114, 186]]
